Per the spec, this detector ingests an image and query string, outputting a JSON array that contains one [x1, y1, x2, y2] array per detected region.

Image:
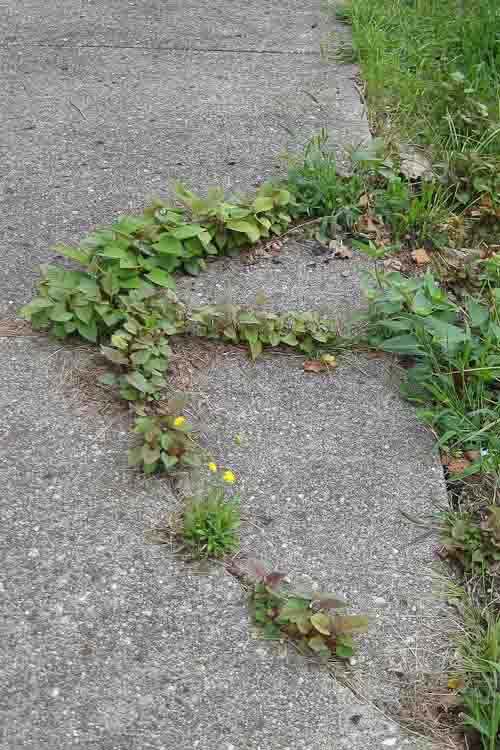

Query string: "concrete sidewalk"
[[1, 3, 445, 749]]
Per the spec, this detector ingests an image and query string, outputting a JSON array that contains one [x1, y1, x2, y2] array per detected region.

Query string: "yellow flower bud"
[[207, 462, 217, 473], [223, 470, 236, 484], [173, 416, 186, 428]]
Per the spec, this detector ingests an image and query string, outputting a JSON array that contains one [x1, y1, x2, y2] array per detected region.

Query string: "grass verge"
[[339, 0, 500, 207], [331, 0, 500, 745]]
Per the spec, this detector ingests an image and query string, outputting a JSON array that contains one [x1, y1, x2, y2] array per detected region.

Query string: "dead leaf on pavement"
[[304, 360, 325, 373], [329, 240, 352, 259], [304, 356, 337, 374], [411, 247, 431, 266]]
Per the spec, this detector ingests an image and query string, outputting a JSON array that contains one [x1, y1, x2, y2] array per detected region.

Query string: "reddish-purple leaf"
[[265, 571, 287, 589]]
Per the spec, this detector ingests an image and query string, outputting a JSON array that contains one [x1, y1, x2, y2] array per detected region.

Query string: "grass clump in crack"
[[180, 468, 240, 559]]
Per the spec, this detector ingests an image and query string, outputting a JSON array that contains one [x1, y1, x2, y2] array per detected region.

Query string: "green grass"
[[181, 487, 240, 559], [452, 590, 500, 750], [342, 0, 500, 196]]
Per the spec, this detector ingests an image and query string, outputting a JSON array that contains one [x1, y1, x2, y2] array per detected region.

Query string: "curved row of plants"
[[20, 176, 369, 662], [20, 139, 500, 711]]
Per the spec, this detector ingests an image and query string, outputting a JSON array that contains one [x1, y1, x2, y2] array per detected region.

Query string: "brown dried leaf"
[[355, 213, 382, 237], [411, 248, 431, 266], [304, 359, 327, 373], [399, 149, 432, 180], [333, 245, 353, 260], [384, 257, 403, 271], [333, 614, 369, 634], [447, 459, 470, 474]]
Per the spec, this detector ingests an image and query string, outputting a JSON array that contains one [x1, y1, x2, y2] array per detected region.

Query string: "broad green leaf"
[[100, 270, 121, 297], [276, 189, 291, 206], [142, 444, 161, 464], [161, 453, 178, 470], [100, 346, 129, 365], [239, 311, 259, 325], [98, 242, 130, 259], [52, 322, 68, 339], [20, 297, 53, 318], [379, 334, 423, 356], [118, 251, 140, 269], [423, 317, 466, 353], [280, 597, 309, 616], [466, 297, 489, 329], [74, 305, 94, 324], [257, 216, 271, 230], [75, 319, 98, 342], [115, 274, 142, 289], [308, 635, 329, 654], [310, 612, 331, 635], [145, 269, 176, 289], [181, 453, 202, 467], [53, 243, 90, 266], [335, 642, 354, 658], [125, 371, 150, 393], [171, 224, 204, 240], [78, 277, 100, 299], [226, 220, 261, 243], [198, 230, 212, 248], [111, 333, 130, 350], [159, 432, 172, 450], [113, 215, 147, 234], [130, 349, 151, 366], [253, 196, 274, 212], [154, 235, 185, 256], [248, 338, 263, 360], [412, 290, 433, 316], [49, 304, 73, 322], [281, 333, 298, 346], [262, 623, 281, 639]]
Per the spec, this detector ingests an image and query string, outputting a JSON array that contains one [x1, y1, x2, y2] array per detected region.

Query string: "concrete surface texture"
[[1, 0, 369, 313], [1, 2, 446, 749]]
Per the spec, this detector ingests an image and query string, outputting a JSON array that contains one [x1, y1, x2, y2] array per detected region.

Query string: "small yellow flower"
[[223, 470, 236, 484], [173, 416, 186, 428], [207, 462, 217, 473]]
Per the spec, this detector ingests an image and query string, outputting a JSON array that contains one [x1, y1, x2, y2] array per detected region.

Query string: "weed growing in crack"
[[128, 411, 202, 475], [241, 559, 368, 660], [181, 479, 240, 560]]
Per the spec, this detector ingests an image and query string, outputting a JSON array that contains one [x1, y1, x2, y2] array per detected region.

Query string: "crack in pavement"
[[1, 42, 319, 55]]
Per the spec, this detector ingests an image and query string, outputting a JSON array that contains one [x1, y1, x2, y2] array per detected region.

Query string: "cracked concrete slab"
[[1, 1, 446, 748], [177, 235, 450, 708], [0, 336, 420, 750], [2, 0, 336, 52], [0, 1, 368, 313]]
